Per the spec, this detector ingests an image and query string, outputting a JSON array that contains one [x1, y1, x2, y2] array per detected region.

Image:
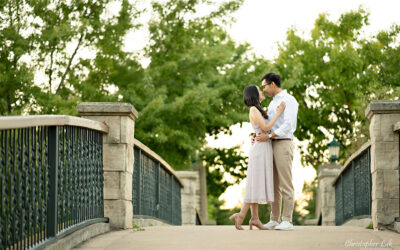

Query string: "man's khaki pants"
[[270, 139, 295, 223]]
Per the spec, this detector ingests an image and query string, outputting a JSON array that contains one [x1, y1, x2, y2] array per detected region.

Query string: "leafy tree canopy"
[[116, 0, 270, 169], [2, 1, 400, 199], [0, 0, 141, 115], [201, 145, 247, 198], [274, 8, 400, 167]]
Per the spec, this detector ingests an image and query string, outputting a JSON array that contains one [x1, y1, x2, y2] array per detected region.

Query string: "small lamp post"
[[328, 139, 340, 162]]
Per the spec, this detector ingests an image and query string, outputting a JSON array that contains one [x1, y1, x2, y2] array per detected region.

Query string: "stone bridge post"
[[78, 102, 138, 229], [318, 163, 341, 226], [366, 100, 400, 230]]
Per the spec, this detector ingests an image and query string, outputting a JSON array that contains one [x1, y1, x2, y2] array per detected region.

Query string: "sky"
[[126, 0, 400, 60], [227, 0, 400, 60], [123, 0, 400, 210]]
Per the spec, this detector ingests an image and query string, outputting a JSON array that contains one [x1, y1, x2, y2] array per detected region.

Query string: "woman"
[[229, 85, 285, 230]]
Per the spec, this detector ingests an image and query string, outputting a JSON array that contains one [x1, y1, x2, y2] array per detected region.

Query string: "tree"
[[0, 0, 142, 115], [117, 0, 271, 169], [274, 8, 400, 169], [302, 178, 317, 221], [5, 1, 400, 210], [0, 0, 36, 115], [1, 0, 264, 196], [200, 145, 247, 198]]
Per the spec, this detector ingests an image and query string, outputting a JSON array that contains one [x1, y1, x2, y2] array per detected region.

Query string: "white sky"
[[124, 0, 400, 210], [227, 0, 400, 59]]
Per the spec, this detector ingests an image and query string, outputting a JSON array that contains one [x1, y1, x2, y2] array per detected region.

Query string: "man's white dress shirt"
[[267, 89, 299, 139]]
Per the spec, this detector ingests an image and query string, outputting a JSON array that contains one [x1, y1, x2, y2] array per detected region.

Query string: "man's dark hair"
[[261, 72, 281, 88]]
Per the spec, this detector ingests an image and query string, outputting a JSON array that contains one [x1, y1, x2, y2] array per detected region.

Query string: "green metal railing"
[[0, 126, 106, 250], [132, 145, 182, 225], [334, 146, 372, 225]]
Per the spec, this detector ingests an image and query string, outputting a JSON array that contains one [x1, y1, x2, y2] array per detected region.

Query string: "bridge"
[[74, 226, 399, 250], [1, 101, 400, 250]]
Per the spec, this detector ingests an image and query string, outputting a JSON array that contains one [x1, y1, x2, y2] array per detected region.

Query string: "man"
[[253, 72, 299, 230]]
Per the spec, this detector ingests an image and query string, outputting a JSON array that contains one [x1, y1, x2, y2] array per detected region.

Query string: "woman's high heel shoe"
[[249, 219, 268, 230], [229, 213, 244, 230]]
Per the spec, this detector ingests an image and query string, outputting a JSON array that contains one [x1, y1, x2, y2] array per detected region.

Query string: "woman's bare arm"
[[249, 102, 285, 132]]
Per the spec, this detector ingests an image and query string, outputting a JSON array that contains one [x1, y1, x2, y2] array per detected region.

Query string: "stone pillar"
[[77, 102, 138, 229], [193, 164, 207, 222], [366, 100, 400, 230], [175, 171, 199, 225], [318, 163, 341, 226], [193, 164, 216, 225]]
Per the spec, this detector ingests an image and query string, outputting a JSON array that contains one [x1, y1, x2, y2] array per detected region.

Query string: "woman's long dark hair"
[[243, 85, 268, 119]]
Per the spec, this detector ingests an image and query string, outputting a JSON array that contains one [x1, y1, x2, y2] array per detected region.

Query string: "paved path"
[[74, 226, 400, 250]]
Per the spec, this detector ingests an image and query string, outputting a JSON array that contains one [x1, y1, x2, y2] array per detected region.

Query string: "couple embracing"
[[229, 72, 299, 231]]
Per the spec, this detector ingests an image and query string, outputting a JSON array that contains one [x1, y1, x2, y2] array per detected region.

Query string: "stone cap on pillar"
[[77, 102, 138, 120], [365, 100, 400, 120], [318, 162, 341, 179]]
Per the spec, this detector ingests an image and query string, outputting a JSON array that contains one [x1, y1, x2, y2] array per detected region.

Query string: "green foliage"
[[292, 201, 306, 225], [302, 178, 317, 221], [275, 7, 400, 169], [207, 196, 238, 225], [132, 221, 145, 231], [1, 0, 264, 171], [0, 0, 141, 115], [0, 0, 37, 115], [4, 1, 400, 219], [117, 0, 270, 169], [200, 145, 247, 198]]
